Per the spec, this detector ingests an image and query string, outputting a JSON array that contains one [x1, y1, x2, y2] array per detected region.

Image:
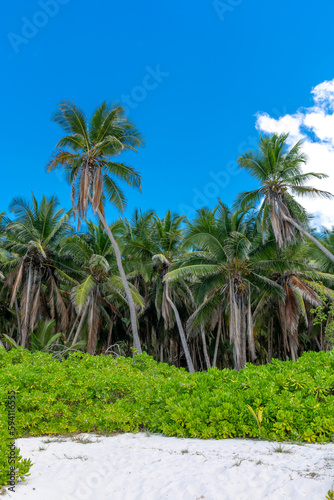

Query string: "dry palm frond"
[[289, 275, 321, 307], [51, 276, 69, 330], [92, 168, 103, 213]]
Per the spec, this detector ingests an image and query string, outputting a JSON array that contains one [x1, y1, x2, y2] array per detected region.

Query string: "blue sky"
[[3, 0, 334, 223]]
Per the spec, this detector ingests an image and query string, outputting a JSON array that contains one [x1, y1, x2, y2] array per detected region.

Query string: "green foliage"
[[2, 321, 85, 360], [2, 334, 20, 349], [0, 408, 32, 488], [311, 287, 334, 347], [246, 405, 263, 430], [326, 486, 334, 500], [0, 349, 334, 487], [30, 320, 62, 352]]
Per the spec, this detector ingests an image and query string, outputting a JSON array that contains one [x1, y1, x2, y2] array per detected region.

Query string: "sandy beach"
[[5, 433, 334, 500]]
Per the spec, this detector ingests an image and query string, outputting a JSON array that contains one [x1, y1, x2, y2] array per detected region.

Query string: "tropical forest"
[[2, 100, 334, 494], [1, 100, 334, 373]]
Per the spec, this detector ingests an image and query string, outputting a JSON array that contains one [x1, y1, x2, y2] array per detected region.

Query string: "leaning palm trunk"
[[212, 313, 222, 367], [66, 314, 79, 343], [93, 203, 142, 354], [71, 300, 89, 346], [200, 324, 211, 370], [165, 283, 195, 374], [281, 214, 334, 264]]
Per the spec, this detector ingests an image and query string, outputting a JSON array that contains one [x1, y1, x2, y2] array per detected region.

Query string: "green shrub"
[[1, 348, 334, 487], [0, 390, 32, 489]]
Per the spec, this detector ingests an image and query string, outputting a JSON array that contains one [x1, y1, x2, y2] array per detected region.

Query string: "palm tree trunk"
[[165, 284, 195, 374], [289, 329, 298, 362], [229, 278, 245, 371], [106, 318, 114, 351], [196, 337, 203, 371], [21, 260, 33, 348], [247, 289, 256, 361], [192, 341, 197, 371], [14, 297, 21, 343], [200, 324, 211, 370], [87, 294, 98, 355], [93, 203, 142, 354], [213, 313, 222, 367], [268, 318, 273, 363], [282, 215, 334, 263], [177, 340, 181, 368], [71, 301, 89, 346], [146, 318, 152, 355], [240, 298, 247, 369], [66, 314, 79, 343], [152, 326, 159, 361], [169, 338, 174, 364]]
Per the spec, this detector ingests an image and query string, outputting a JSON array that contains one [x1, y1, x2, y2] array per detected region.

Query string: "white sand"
[[5, 433, 334, 500]]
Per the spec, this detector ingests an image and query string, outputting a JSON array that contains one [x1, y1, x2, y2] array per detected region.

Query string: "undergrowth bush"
[[0, 395, 32, 489], [0, 348, 334, 487]]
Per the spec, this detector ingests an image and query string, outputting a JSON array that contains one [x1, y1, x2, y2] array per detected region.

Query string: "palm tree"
[[122, 210, 195, 373], [1, 195, 73, 347], [165, 203, 283, 371], [236, 134, 334, 263], [47, 100, 144, 353], [252, 239, 333, 361], [0, 244, 16, 346], [61, 221, 143, 354], [117, 210, 159, 356]]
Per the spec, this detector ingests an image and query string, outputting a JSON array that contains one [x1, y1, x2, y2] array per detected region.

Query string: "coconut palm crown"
[[47, 100, 144, 225], [235, 134, 334, 259]]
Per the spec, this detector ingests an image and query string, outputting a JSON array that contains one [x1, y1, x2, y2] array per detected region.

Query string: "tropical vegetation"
[[0, 348, 333, 488], [0, 107, 333, 371], [1, 102, 334, 488]]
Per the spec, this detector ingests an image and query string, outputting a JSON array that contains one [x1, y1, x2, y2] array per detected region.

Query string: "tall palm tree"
[[1, 195, 73, 347], [165, 203, 283, 371], [47, 100, 144, 353], [122, 210, 195, 373], [61, 221, 143, 354], [235, 134, 334, 263]]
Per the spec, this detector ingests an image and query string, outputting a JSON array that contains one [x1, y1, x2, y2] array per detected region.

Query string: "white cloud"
[[256, 113, 304, 141], [303, 111, 334, 143], [312, 79, 334, 110], [255, 79, 334, 228]]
